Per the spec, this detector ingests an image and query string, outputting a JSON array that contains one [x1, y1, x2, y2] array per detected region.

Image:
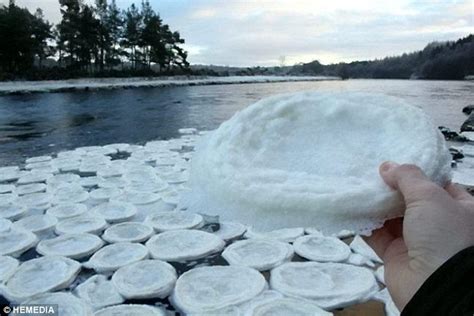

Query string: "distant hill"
[[194, 34, 474, 80]]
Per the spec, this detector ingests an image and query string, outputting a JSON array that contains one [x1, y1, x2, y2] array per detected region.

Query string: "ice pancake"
[[182, 92, 451, 235]]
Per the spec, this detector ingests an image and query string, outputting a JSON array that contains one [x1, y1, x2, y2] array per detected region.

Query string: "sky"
[[6, 0, 474, 66]]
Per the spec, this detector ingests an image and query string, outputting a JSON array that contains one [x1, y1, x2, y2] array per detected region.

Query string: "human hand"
[[366, 162, 474, 311]]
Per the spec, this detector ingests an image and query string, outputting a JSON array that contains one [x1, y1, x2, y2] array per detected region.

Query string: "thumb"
[[379, 162, 450, 206]]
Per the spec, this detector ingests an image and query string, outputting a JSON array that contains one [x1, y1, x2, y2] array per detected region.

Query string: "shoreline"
[[0, 76, 339, 96]]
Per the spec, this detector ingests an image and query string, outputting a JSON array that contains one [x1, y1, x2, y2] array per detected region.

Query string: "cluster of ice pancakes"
[[0, 90, 463, 315], [183, 92, 452, 235], [0, 129, 401, 316]]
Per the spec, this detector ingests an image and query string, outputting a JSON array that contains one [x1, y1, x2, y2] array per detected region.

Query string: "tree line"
[[290, 34, 474, 80], [0, 0, 189, 80]]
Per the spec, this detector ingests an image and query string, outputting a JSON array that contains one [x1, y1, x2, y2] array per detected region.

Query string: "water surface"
[[0, 79, 472, 165]]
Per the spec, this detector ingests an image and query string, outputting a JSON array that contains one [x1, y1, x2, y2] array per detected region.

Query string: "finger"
[[445, 182, 473, 201], [365, 217, 403, 260], [379, 162, 451, 206]]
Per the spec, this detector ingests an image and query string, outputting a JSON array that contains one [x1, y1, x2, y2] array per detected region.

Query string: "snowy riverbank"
[[0, 76, 339, 96]]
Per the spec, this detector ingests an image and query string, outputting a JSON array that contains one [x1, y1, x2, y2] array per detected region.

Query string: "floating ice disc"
[[74, 275, 124, 310], [293, 235, 351, 262], [84, 242, 148, 273], [250, 297, 332, 316], [112, 259, 177, 299], [102, 222, 154, 243], [55, 216, 107, 235], [91, 201, 137, 223], [144, 211, 203, 232], [46, 203, 88, 219], [183, 92, 451, 234], [37, 233, 104, 259], [0, 256, 19, 283], [222, 239, 293, 271], [0, 227, 37, 257], [145, 230, 225, 261], [23, 292, 93, 316], [171, 266, 266, 314], [0, 204, 26, 220], [0, 256, 81, 302], [94, 304, 166, 316], [270, 261, 378, 309], [13, 214, 58, 234], [213, 221, 247, 241], [0, 218, 12, 232]]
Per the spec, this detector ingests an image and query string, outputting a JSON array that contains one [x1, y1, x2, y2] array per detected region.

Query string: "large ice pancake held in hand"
[[182, 92, 452, 235]]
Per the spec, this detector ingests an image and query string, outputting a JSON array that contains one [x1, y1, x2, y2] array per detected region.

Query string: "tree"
[[122, 3, 142, 69], [105, 0, 123, 68], [31, 8, 55, 68], [58, 0, 82, 67], [95, 0, 109, 70], [0, 0, 35, 72]]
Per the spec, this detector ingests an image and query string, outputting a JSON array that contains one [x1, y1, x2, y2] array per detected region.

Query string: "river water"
[[0, 79, 472, 166]]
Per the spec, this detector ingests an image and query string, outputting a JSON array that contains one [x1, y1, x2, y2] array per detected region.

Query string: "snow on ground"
[[0, 76, 339, 95]]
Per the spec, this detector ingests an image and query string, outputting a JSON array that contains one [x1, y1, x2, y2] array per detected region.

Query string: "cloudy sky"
[[8, 0, 474, 66]]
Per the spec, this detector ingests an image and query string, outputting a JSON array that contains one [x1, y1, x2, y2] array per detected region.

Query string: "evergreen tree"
[[105, 0, 123, 68], [58, 0, 82, 67], [32, 8, 55, 68], [122, 3, 142, 69]]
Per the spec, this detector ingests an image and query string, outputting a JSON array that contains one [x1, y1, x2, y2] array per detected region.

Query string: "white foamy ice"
[[52, 185, 89, 205], [46, 203, 88, 219], [345, 253, 376, 268], [145, 230, 225, 261], [0, 218, 12, 232], [83, 242, 148, 273], [0, 256, 19, 283], [89, 188, 123, 203], [13, 214, 58, 235], [244, 227, 304, 243], [250, 297, 333, 316], [74, 275, 124, 310], [23, 292, 93, 316], [102, 222, 154, 243], [183, 92, 452, 235], [0, 184, 15, 194], [0, 227, 37, 257], [350, 235, 383, 264], [179, 128, 198, 135], [112, 259, 177, 299], [0, 204, 27, 220], [213, 221, 247, 241], [375, 266, 385, 284], [16, 192, 51, 209], [16, 183, 46, 196], [374, 288, 400, 316], [0, 256, 81, 302], [293, 235, 351, 262], [222, 239, 294, 271], [37, 234, 104, 259], [171, 266, 266, 314], [270, 262, 378, 310], [452, 166, 474, 186], [144, 211, 203, 232], [91, 201, 137, 223], [94, 304, 166, 316], [55, 217, 107, 235]]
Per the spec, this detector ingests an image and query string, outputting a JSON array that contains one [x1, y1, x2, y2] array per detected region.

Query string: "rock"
[[461, 113, 474, 132], [438, 126, 469, 142], [449, 147, 464, 160], [462, 105, 474, 115]]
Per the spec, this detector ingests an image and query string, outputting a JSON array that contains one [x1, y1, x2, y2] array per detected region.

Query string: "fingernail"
[[380, 161, 399, 173]]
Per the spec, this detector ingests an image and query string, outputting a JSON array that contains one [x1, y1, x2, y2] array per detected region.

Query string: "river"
[[0, 79, 472, 166]]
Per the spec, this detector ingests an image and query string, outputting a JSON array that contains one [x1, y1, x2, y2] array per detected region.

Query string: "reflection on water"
[[0, 79, 473, 165]]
